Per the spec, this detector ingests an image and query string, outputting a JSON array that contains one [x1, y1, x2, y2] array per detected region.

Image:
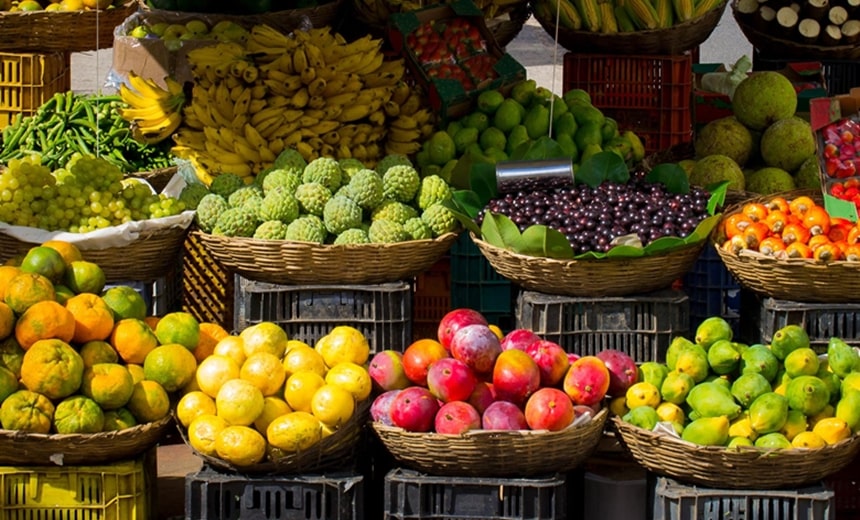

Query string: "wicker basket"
[[713, 190, 860, 303], [178, 399, 370, 474], [136, 0, 344, 32], [193, 230, 459, 285], [0, 1, 137, 52], [471, 233, 706, 297], [0, 415, 173, 466], [0, 221, 190, 283], [732, 0, 860, 61], [125, 166, 178, 195], [372, 407, 608, 477], [612, 416, 860, 489], [532, 0, 726, 54]]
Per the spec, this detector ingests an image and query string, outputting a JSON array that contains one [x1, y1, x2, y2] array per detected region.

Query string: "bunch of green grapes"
[[0, 153, 187, 232]]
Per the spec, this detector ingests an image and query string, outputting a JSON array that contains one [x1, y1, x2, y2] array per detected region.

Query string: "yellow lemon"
[[310, 384, 355, 428], [214, 425, 267, 467], [626, 381, 661, 409], [791, 431, 827, 449], [324, 361, 372, 401], [314, 326, 369, 367], [176, 390, 216, 428], [213, 336, 247, 367], [240, 352, 286, 396], [215, 378, 264, 426], [282, 343, 326, 378], [187, 413, 228, 456], [284, 371, 326, 413], [240, 322, 288, 358], [253, 396, 292, 433], [196, 354, 241, 398], [267, 411, 322, 452]]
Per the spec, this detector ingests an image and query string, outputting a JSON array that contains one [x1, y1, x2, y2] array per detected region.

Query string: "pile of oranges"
[[721, 194, 860, 263]]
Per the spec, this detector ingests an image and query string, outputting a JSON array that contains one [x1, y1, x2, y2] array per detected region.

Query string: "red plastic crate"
[[412, 256, 451, 342], [563, 52, 693, 155]]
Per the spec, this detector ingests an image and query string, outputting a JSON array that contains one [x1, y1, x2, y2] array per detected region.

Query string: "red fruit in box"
[[468, 381, 495, 415], [426, 357, 477, 403], [525, 387, 575, 431], [825, 143, 839, 158], [449, 323, 502, 374], [596, 349, 639, 397], [437, 309, 488, 350], [390, 386, 440, 432], [563, 355, 611, 406], [525, 340, 570, 387], [492, 349, 541, 406], [434, 401, 481, 434], [482, 400, 528, 430], [402, 339, 448, 386]]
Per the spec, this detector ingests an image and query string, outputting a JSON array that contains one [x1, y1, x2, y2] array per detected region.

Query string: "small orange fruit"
[[188, 414, 228, 456], [20, 338, 84, 400], [325, 361, 372, 401], [64, 260, 106, 295], [80, 363, 135, 410], [253, 396, 292, 433], [0, 302, 13, 340], [154, 311, 200, 351], [240, 322, 288, 358], [0, 389, 54, 433], [216, 378, 265, 426], [214, 425, 267, 467], [126, 379, 170, 423], [266, 411, 322, 452], [284, 371, 326, 413], [176, 390, 217, 428], [282, 342, 326, 378], [110, 318, 158, 364], [213, 335, 247, 367], [0, 265, 23, 301], [40, 240, 82, 266], [103, 408, 138, 431], [19, 246, 66, 284], [195, 354, 241, 398], [143, 343, 198, 393], [240, 352, 286, 396], [310, 384, 355, 428], [15, 300, 76, 349], [315, 325, 369, 367], [53, 395, 105, 434], [79, 339, 119, 367], [101, 285, 148, 321], [195, 322, 230, 362], [65, 293, 115, 344], [4, 272, 55, 314]]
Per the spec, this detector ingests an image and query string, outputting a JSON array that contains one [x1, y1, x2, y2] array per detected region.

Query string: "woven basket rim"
[[732, 0, 860, 60], [199, 230, 458, 251]]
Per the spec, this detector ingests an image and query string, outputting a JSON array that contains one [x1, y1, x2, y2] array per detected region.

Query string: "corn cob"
[[625, 0, 660, 29], [599, 1, 619, 32], [654, 0, 674, 27], [692, 0, 722, 18], [614, 5, 637, 31], [574, 0, 603, 31], [558, 0, 585, 30], [672, 0, 694, 22]]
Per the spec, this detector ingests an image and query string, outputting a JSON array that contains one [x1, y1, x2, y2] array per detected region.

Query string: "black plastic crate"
[[653, 476, 834, 520], [824, 457, 860, 519], [682, 246, 742, 338], [756, 297, 860, 354], [185, 467, 364, 520], [450, 233, 517, 331], [752, 48, 860, 97], [383, 468, 566, 520], [515, 289, 689, 363], [234, 276, 412, 352]]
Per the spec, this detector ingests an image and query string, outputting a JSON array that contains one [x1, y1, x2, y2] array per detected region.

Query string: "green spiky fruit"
[[258, 190, 299, 223], [421, 202, 458, 237], [346, 169, 384, 210], [285, 215, 326, 243], [212, 206, 259, 237], [334, 228, 370, 245], [294, 182, 332, 217], [209, 173, 245, 198], [368, 220, 409, 243], [253, 220, 289, 240], [371, 200, 418, 224], [195, 193, 230, 233], [382, 164, 420, 203], [415, 174, 452, 210], [323, 195, 363, 235], [302, 157, 343, 192]]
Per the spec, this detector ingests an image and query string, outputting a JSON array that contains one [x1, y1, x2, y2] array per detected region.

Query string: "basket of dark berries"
[[454, 152, 726, 297]]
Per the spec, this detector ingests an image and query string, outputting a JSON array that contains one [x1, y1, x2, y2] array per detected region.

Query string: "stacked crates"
[[752, 48, 860, 97], [450, 234, 518, 331], [682, 246, 742, 338], [743, 296, 860, 353], [412, 257, 452, 341], [0, 51, 70, 129]]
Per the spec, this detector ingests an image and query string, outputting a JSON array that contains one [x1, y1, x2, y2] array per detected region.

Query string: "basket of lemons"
[[175, 322, 373, 474]]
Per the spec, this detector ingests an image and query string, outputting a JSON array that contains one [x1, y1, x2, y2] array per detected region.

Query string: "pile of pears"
[[616, 316, 860, 450]]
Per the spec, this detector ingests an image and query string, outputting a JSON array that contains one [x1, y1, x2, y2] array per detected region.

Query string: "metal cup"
[[495, 158, 574, 194]]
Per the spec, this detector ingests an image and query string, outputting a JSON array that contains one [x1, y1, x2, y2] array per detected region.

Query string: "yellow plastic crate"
[[0, 451, 153, 520], [0, 51, 70, 129]]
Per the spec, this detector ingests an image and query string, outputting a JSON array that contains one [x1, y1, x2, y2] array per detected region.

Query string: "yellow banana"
[[248, 99, 267, 114], [307, 95, 327, 110], [299, 66, 316, 85], [354, 51, 385, 75], [234, 139, 263, 163], [337, 104, 372, 123], [234, 87, 252, 115], [290, 88, 310, 108], [385, 139, 421, 155], [387, 126, 422, 142], [362, 70, 401, 88], [306, 120, 340, 135], [292, 48, 309, 74]]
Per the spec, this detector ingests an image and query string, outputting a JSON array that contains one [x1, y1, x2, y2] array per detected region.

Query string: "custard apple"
[[415, 174, 452, 210], [323, 195, 363, 235], [382, 164, 420, 203], [178, 182, 209, 210], [421, 202, 458, 237], [302, 157, 343, 192], [209, 173, 245, 198], [371, 200, 418, 224], [258, 190, 300, 223], [212, 206, 259, 237], [375, 153, 412, 175], [228, 185, 264, 208], [285, 215, 326, 243], [273, 148, 308, 172], [261, 167, 302, 195], [294, 182, 332, 216], [334, 228, 370, 245], [404, 217, 433, 240], [347, 169, 384, 210], [338, 158, 366, 181], [195, 193, 229, 233], [254, 220, 289, 240], [368, 220, 409, 243]]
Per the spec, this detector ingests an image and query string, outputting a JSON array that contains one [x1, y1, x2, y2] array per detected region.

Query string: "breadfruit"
[[745, 167, 796, 195], [694, 116, 754, 167], [689, 154, 746, 191], [760, 116, 815, 172], [732, 72, 797, 130]]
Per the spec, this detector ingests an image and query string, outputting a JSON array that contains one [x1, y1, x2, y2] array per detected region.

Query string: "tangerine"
[[79, 340, 119, 367], [154, 311, 200, 351], [14, 300, 75, 349], [0, 366, 18, 403], [143, 343, 198, 393], [0, 389, 54, 433], [126, 379, 170, 423], [80, 363, 134, 410], [0, 302, 13, 340], [126, 363, 145, 384], [65, 293, 115, 343], [20, 338, 83, 400], [110, 318, 158, 364], [215, 425, 267, 467], [0, 265, 23, 301], [4, 272, 55, 314], [103, 408, 138, 431], [101, 285, 148, 321], [53, 395, 105, 434], [40, 240, 82, 266], [19, 246, 65, 284], [195, 322, 230, 362], [64, 260, 106, 295]]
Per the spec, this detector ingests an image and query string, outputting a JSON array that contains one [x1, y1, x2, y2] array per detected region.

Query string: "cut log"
[[776, 5, 800, 34], [829, 5, 849, 23], [821, 22, 845, 43], [803, 0, 829, 19], [841, 18, 860, 42], [798, 16, 822, 41]]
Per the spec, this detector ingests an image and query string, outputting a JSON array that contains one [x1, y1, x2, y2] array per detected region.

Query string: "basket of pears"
[[610, 316, 860, 489]]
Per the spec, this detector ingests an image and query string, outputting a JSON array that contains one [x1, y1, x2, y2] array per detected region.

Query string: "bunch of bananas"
[[532, 0, 722, 33], [173, 24, 433, 185], [118, 72, 185, 145]]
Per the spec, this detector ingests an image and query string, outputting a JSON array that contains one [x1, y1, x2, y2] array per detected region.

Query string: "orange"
[[126, 363, 145, 384], [19, 246, 66, 284], [176, 390, 217, 428], [253, 396, 292, 433], [4, 272, 56, 314], [54, 285, 75, 305], [284, 370, 326, 413], [79, 340, 119, 367], [310, 384, 355, 428], [64, 260, 106, 295], [143, 343, 198, 393], [240, 322, 288, 358], [282, 342, 326, 378], [195, 322, 230, 362], [195, 354, 240, 398], [216, 378, 265, 426], [266, 411, 322, 452], [325, 361, 372, 401], [240, 352, 286, 396], [19, 338, 83, 400], [40, 240, 82, 266], [80, 363, 134, 410], [110, 318, 158, 364], [0, 302, 13, 340], [314, 326, 369, 368], [144, 316, 160, 330], [101, 285, 148, 321], [0, 265, 23, 301], [215, 425, 267, 467], [813, 417, 852, 445], [0, 366, 18, 403], [0, 389, 54, 433], [65, 293, 115, 344], [53, 395, 105, 434], [18, 0, 44, 11], [154, 311, 200, 351], [213, 336, 246, 367], [0, 336, 26, 377], [103, 408, 138, 431], [188, 414, 228, 456], [126, 379, 170, 423], [14, 300, 75, 350], [58, 0, 84, 10]]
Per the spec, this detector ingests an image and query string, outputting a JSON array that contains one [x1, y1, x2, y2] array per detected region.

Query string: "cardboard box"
[[387, 0, 525, 124], [810, 88, 860, 222], [692, 62, 828, 128]]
